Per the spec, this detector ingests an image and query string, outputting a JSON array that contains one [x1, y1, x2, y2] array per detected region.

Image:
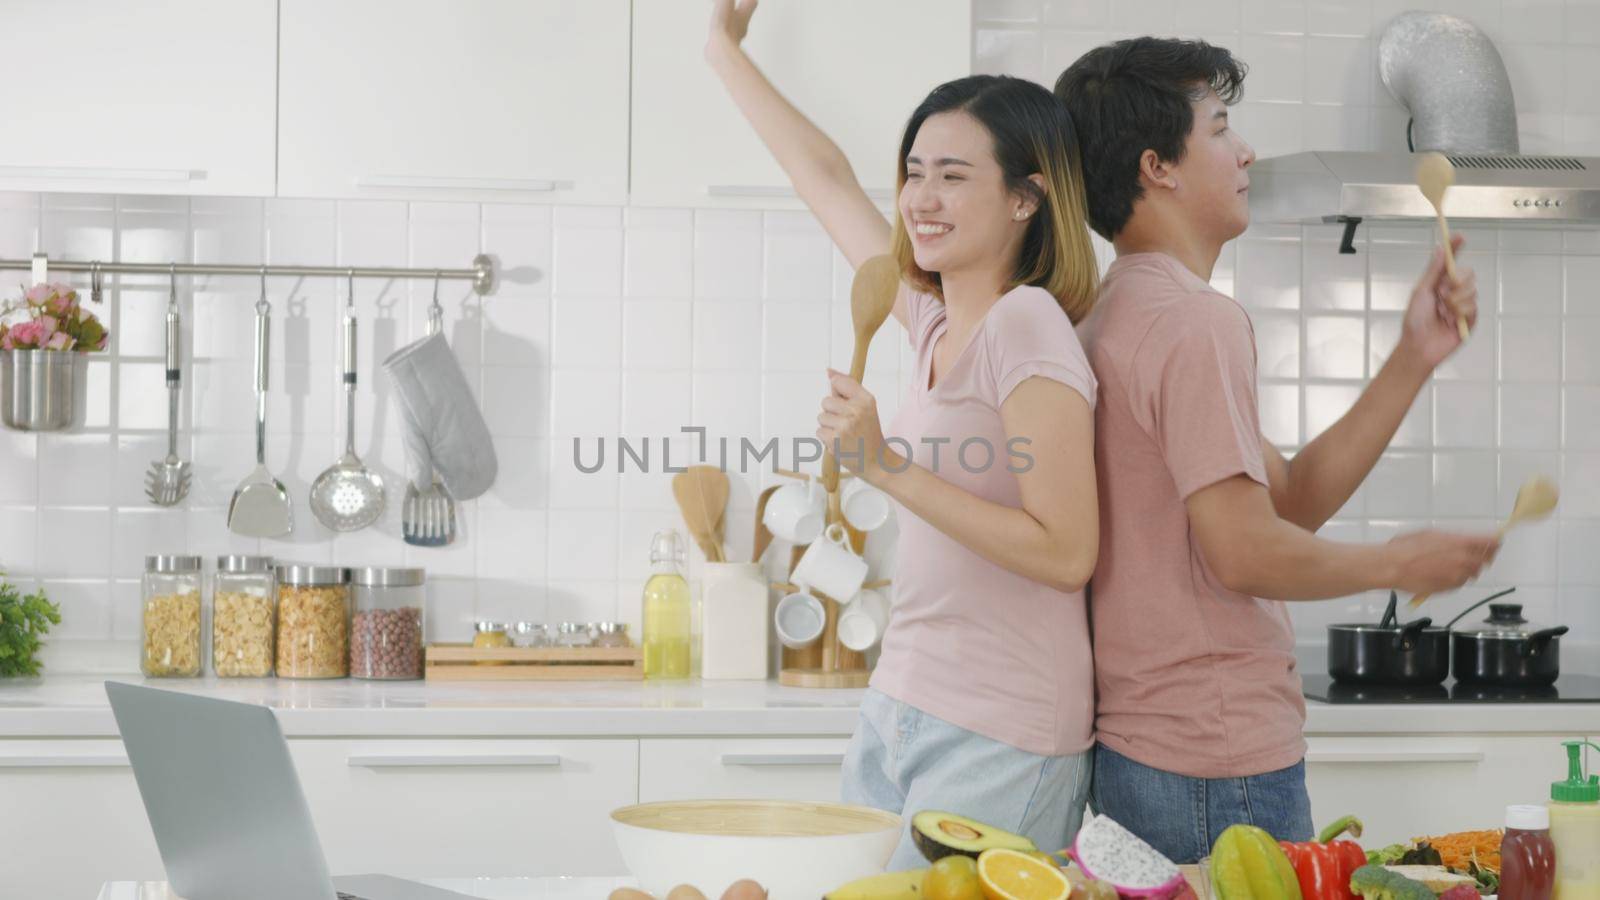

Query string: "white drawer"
[[290, 738, 638, 877], [0, 739, 161, 900], [639, 738, 850, 804], [1305, 734, 1568, 845]]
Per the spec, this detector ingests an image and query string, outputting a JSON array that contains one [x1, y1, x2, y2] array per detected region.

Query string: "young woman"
[[708, 0, 1102, 868]]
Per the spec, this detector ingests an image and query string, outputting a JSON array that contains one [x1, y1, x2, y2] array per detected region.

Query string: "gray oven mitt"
[[382, 331, 497, 501]]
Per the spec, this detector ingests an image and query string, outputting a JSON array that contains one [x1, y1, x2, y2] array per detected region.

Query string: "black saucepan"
[[1452, 603, 1568, 687], [1327, 591, 1449, 685]]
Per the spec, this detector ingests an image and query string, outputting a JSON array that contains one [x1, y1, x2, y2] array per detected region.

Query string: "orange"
[[977, 848, 1072, 900]]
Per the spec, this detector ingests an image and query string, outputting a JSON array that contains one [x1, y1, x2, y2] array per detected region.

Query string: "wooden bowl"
[[611, 800, 902, 900]]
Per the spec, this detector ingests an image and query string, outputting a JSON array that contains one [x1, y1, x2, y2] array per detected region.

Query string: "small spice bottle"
[[557, 622, 594, 648], [593, 622, 631, 648], [512, 621, 549, 647]]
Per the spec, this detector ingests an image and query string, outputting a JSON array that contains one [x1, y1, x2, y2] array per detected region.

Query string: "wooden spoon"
[[821, 255, 901, 497], [672, 465, 729, 562], [1415, 152, 1470, 341], [1410, 476, 1559, 608], [752, 484, 779, 564]]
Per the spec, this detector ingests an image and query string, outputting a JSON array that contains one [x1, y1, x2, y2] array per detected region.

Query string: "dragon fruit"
[[1069, 815, 1186, 898]]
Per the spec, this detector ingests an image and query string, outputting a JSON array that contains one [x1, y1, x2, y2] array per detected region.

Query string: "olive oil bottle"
[[641, 530, 691, 679]]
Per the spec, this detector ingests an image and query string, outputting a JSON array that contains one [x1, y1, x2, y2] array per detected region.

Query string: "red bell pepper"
[[1279, 816, 1367, 900]]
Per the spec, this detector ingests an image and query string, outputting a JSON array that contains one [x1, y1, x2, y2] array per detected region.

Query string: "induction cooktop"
[[1302, 674, 1600, 704]]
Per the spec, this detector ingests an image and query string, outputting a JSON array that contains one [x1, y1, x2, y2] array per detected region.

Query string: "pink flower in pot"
[[7, 320, 42, 348], [44, 330, 74, 351]]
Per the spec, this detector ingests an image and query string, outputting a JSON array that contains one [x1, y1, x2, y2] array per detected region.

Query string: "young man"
[[1055, 38, 1501, 861]]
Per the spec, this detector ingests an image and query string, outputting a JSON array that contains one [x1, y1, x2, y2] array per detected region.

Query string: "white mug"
[[774, 591, 826, 649], [791, 523, 869, 604], [762, 478, 825, 544], [841, 478, 893, 532], [838, 587, 890, 652]]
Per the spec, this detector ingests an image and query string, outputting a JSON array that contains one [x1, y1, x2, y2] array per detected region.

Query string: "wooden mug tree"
[[774, 255, 900, 689]]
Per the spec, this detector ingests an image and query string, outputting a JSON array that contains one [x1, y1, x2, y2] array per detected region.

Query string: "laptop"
[[106, 681, 483, 900]]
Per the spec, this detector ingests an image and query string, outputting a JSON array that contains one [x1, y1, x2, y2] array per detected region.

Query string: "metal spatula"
[[227, 276, 293, 538], [401, 274, 457, 547], [145, 267, 191, 506]]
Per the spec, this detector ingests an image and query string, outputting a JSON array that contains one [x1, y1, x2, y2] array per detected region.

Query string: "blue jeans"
[[1089, 743, 1313, 864], [842, 689, 1093, 871]]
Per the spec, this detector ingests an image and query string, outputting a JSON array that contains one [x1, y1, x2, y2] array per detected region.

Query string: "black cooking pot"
[[1451, 603, 1568, 687], [1327, 591, 1449, 685]]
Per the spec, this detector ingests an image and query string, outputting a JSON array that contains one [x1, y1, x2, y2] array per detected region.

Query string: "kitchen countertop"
[[3, 674, 1596, 738]]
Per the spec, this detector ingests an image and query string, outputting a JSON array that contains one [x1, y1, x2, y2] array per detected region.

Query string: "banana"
[[824, 869, 928, 900]]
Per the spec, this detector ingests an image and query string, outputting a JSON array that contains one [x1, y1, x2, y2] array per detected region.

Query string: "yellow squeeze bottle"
[[1551, 740, 1600, 900], [641, 530, 692, 680]]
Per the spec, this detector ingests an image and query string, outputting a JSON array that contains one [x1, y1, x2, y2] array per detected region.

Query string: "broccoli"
[[1349, 865, 1437, 900]]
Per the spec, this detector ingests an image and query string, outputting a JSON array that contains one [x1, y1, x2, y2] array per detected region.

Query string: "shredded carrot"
[[1412, 830, 1504, 874]]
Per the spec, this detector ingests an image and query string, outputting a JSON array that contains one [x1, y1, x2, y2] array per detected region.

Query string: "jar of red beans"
[[349, 567, 426, 680]]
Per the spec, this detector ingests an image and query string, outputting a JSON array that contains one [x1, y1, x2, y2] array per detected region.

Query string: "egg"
[[609, 890, 656, 900], [720, 880, 768, 900], [667, 885, 709, 900]]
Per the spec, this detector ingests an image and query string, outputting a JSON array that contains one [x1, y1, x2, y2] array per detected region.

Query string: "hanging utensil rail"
[[0, 252, 497, 296]]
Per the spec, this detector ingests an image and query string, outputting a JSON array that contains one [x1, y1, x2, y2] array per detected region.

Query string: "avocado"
[[911, 810, 1037, 862]]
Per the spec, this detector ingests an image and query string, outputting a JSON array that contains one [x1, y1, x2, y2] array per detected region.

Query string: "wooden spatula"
[[822, 255, 901, 497], [672, 465, 729, 562], [753, 484, 779, 564], [1416, 152, 1470, 342], [1410, 476, 1559, 608]]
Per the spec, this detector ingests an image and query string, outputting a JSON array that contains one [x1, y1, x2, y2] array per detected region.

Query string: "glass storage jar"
[[593, 622, 631, 648], [350, 567, 425, 680], [212, 555, 275, 677], [141, 555, 203, 677], [557, 622, 594, 648], [275, 564, 351, 679], [512, 621, 549, 647]]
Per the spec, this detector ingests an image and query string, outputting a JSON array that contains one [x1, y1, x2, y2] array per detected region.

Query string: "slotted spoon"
[[145, 266, 191, 506], [310, 273, 385, 531]]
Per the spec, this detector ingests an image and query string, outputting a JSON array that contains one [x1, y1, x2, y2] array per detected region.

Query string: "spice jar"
[[593, 622, 631, 648], [212, 556, 275, 678], [275, 564, 351, 679], [350, 567, 425, 681], [557, 622, 594, 648], [518, 622, 550, 646], [474, 621, 512, 665], [141, 555, 203, 677]]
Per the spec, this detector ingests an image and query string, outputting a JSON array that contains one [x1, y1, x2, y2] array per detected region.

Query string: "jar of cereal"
[[349, 567, 425, 680], [275, 564, 350, 679], [141, 555, 203, 677], [212, 555, 275, 678]]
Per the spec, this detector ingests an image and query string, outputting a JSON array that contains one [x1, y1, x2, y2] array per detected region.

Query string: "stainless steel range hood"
[[1249, 151, 1600, 232]]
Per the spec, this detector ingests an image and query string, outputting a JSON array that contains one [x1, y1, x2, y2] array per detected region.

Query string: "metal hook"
[[168, 263, 178, 313], [257, 265, 269, 314], [347, 267, 356, 309], [427, 270, 444, 336], [89, 261, 103, 305]]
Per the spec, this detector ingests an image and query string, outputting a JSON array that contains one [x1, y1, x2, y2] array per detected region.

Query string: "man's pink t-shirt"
[[1078, 252, 1307, 779], [872, 284, 1098, 757]]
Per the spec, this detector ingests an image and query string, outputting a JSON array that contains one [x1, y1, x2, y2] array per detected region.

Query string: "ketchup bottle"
[[1502, 804, 1557, 900]]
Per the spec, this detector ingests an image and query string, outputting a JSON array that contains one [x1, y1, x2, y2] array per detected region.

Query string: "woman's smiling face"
[[899, 110, 1030, 277]]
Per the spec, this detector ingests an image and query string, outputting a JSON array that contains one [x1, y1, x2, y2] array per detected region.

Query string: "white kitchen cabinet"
[[277, 0, 630, 204], [0, 1, 277, 197], [630, 0, 972, 209], [290, 738, 637, 877], [639, 737, 850, 803], [1304, 734, 1580, 846], [0, 740, 160, 900]]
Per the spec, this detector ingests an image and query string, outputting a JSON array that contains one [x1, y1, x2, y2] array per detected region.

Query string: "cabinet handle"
[[0, 754, 130, 768], [353, 175, 572, 192], [707, 185, 892, 201], [720, 753, 845, 767], [347, 753, 562, 769], [0, 165, 200, 182], [1305, 750, 1484, 764]]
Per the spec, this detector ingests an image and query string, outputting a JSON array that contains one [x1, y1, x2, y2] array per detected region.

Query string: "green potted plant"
[[0, 573, 59, 677], [0, 281, 110, 432]]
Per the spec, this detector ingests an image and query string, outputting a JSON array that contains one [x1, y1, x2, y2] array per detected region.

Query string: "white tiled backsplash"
[[4, 0, 1600, 674]]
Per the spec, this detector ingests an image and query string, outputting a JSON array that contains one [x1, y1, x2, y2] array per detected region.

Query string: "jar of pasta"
[[275, 564, 351, 679], [141, 555, 203, 677], [212, 555, 275, 678]]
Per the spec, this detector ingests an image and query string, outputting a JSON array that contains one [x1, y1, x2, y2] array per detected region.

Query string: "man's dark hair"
[[1053, 38, 1247, 240]]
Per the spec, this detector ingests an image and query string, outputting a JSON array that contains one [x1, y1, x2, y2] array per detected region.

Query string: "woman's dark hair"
[[1053, 37, 1247, 240], [889, 74, 1099, 324]]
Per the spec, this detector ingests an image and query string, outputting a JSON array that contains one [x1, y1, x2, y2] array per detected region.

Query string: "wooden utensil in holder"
[[773, 469, 882, 689]]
